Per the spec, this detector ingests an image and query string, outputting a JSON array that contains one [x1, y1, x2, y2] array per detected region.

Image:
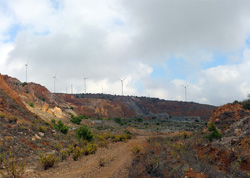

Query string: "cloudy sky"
[[1, 0, 250, 106]]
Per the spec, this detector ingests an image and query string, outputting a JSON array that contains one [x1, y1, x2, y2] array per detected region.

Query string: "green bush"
[[69, 114, 88, 125], [75, 125, 93, 141], [206, 122, 222, 141], [29, 101, 34, 108], [242, 99, 250, 110], [114, 117, 122, 125], [22, 82, 27, 87], [39, 153, 60, 170], [51, 119, 69, 134], [137, 118, 143, 122], [208, 122, 217, 132]]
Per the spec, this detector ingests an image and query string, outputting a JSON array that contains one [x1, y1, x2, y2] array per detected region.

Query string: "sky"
[[0, 0, 250, 106]]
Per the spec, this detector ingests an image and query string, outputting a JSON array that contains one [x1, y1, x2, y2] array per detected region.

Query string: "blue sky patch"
[[113, 17, 124, 26], [134, 81, 143, 93], [202, 52, 227, 69], [150, 65, 166, 80], [3, 24, 21, 43], [50, 0, 60, 9], [165, 57, 188, 81], [34, 31, 50, 36], [246, 37, 250, 49]]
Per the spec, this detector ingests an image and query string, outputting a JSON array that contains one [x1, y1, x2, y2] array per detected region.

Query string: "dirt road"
[[25, 136, 147, 178]]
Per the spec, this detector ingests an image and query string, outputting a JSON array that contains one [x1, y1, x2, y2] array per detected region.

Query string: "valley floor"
[[24, 136, 148, 178]]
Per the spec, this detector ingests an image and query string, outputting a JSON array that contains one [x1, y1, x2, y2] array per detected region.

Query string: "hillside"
[[2, 75, 216, 123], [1, 74, 250, 177]]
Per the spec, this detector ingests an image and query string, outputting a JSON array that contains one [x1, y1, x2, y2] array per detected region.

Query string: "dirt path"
[[25, 136, 147, 178]]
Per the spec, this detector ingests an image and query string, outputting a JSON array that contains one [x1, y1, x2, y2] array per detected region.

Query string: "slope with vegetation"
[[2, 74, 250, 177]]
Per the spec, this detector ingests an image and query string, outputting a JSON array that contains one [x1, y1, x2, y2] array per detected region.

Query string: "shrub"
[[0, 152, 6, 168], [22, 82, 27, 87], [39, 153, 60, 170], [0, 152, 26, 178], [39, 126, 48, 133], [242, 99, 250, 110], [130, 145, 142, 157], [99, 158, 105, 167], [51, 118, 56, 125], [68, 144, 74, 153], [208, 122, 217, 132], [29, 101, 34, 108], [51, 119, 69, 134], [75, 126, 93, 141], [73, 147, 84, 161], [54, 143, 62, 152], [60, 150, 69, 161], [84, 143, 98, 155], [137, 118, 143, 122], [206, 122, 222, 141], [0, 113, 5, 118], [114, 117, 122, 125], [8, 115, 18, 123], [112, 135, 127, 142], [70, 114, 87, 125]]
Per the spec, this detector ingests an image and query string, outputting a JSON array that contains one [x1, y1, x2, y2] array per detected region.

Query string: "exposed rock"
[[235, 129, 242, 137], [42, 104, 49, 112], [38, 132, 45, 137]]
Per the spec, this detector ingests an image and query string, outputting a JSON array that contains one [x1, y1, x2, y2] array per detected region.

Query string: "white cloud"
[[0, 0, 250, 106]]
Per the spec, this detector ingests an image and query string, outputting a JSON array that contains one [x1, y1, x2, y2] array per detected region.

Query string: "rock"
[[31, 134, 42, 141], [38, 132, 44, 137], [235, 129, 242, 137], [42, 103, 49, 112], [231, 138, 239, 145], [51, 130, 56, 134]]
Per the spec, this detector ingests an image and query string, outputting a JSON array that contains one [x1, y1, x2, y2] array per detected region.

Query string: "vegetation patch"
[[51, 119, 69, 134], [0, 152, 26, 178], [29, 101, 34, 108], [69, 113, 88, 125], [206, 122, 222, 141], [75, 125, 93, 141], [39, 153, 60, 170]]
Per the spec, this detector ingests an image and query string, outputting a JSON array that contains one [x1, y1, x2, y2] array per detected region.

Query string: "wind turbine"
[[83, 77, 88, 94], [119, 78, 126, 95], [25, 64, 28, 83], [182, 84, 190, 102], [52, 73, 57, 93], [25, 58, 30, 83]]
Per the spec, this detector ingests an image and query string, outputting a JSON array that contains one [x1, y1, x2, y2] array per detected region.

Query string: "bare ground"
[[23, 136, 148, 178]]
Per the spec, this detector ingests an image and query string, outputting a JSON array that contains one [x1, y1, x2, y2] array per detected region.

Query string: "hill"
[[2, 75, 216, 123], [1, 73, 250, 177]]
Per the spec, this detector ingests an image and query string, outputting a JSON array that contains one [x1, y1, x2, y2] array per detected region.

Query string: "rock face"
[[207, 103, 250, 131], [61, 94, 216, 120]]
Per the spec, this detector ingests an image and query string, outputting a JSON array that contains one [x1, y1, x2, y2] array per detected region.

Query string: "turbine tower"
[[25, 64, 28, 83], [53, 73, 57, 93], [120, 78, 126, 95], [182, 84, 190, 102], [84, 77, 88, 94], [25, 58, 30, 83]]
